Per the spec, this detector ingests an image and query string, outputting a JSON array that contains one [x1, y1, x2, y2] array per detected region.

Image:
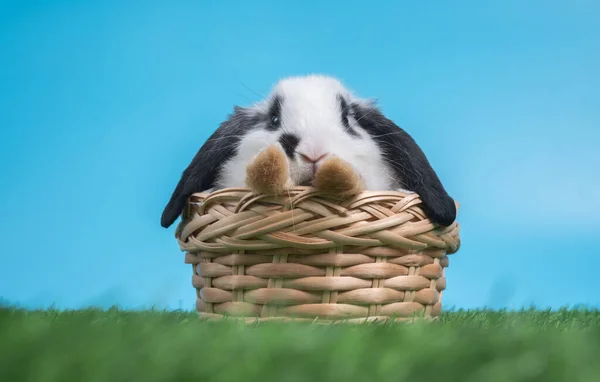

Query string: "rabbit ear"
[[160, 107, 259, 228], [353, 104, 457, 226]]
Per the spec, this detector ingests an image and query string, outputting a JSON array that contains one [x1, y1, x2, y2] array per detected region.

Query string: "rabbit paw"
[[313, 156, 364, 198], [245, 144, 293, 195]]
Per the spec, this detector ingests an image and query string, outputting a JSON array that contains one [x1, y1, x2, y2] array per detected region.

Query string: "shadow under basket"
[[175, 187, 461, 324]]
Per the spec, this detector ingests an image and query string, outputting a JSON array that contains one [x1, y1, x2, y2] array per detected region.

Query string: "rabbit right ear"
[[160, 107, 259, 228], [352, 103, 457, 227]]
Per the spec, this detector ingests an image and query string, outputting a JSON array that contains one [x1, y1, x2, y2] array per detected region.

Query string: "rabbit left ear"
[[160, 107, 258, 229], [353, 104, 457, 226]]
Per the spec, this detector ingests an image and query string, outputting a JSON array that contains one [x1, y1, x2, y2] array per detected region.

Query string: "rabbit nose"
[[298, 152, 328, 164]]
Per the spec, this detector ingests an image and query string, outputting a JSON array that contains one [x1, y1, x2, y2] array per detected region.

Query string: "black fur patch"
[[265, 95, 283, 131], [338, 95, 360, 138], [278, 133, 300, 158]]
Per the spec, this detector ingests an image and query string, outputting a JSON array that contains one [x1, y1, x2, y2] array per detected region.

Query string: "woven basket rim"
[[178, 186, 460, 252]]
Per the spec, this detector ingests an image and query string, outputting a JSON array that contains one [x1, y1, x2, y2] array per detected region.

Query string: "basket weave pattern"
[[177, 187, 461, 323]]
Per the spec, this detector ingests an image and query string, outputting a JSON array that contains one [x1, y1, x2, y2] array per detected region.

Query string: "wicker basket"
[[176, 187, 461, 323]]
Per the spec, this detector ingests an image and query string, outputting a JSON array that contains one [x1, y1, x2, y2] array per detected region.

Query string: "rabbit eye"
[[265, 95, 283, 131], [348, 105, 357, 118], [338, 95, 360, 138], [269, 115, 281, 130]]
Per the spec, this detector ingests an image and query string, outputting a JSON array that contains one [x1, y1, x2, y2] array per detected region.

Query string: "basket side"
[[179, 187, 460, 323]]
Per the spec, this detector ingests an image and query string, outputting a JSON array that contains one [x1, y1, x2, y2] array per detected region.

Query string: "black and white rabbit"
[[161, 75, 456, 228]]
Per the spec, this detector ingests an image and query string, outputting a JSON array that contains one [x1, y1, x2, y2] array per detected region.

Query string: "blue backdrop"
[[1, 0, 599, 311]]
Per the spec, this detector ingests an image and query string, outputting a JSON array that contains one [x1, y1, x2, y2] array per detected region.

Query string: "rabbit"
[[160, 74, 456, 229]]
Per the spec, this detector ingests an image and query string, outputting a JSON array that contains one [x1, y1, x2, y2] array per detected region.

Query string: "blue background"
[[1, 0, 599, 311]]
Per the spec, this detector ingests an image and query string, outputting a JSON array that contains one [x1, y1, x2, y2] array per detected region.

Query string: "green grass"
[[2, 306, 600, 382]]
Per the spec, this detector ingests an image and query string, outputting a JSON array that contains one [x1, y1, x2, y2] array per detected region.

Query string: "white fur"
[[217, 74, 401, 191]]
